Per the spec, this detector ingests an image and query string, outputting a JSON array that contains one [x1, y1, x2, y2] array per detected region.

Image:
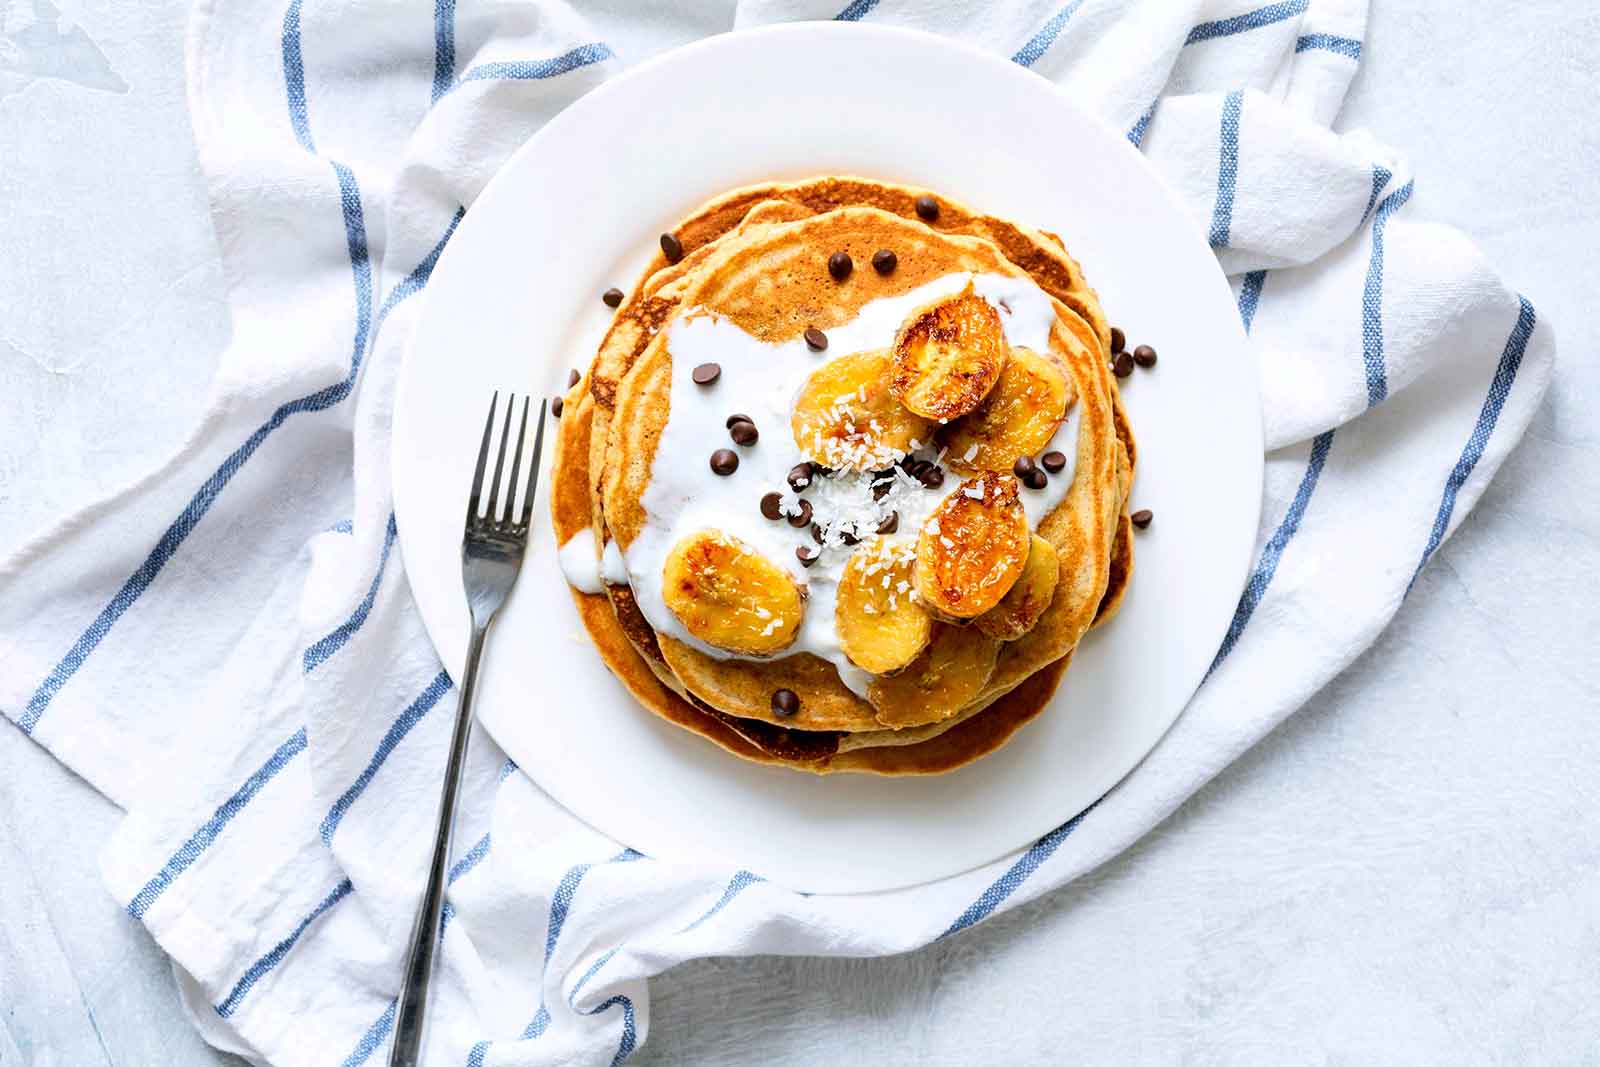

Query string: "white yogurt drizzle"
[[564, 271, 1080, 698]]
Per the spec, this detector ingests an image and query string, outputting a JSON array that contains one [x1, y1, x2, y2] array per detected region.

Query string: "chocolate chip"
[[828, 251, 853, 281], [660, 232, 684, 263], [872, 249, 897, 275], [785, 498, 813, 528], [1132, 344, 1157, 368], [1012, 455, 1037, 480], [877, 511, 899, 535], [551, 396, 564, 417], [771, 689, 800, 717], [787, 462, 814, 492], [915, 463, 944, 490], [709, 449, 738, 476], [1041, 451, 1067, 473], [726, 413, 752, 428], [871, 474, 894, 500], [1112, 352, 1135, 378], [760, 492, 784, 520], [796, 545, 820, 568], [915, 195, 940, 221], [1109, 326, 1126, 354], [691, 362, 721, 385], [603, 287, 624, 309], [567, 368, 580, 388], [730, 420, 759, 446], [1131, 509, 1153, 529], [811, 522, 825, 544], [804, 327, 829, 351], [839, 527, 860, 546], [1024, 469, 1048, 491]]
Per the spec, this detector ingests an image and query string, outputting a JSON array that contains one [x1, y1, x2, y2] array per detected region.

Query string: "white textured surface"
[[1, 1, 1596, 1064]]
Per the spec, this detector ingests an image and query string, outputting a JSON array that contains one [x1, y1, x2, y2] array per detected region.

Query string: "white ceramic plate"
[[394, 23, 1262, 894]]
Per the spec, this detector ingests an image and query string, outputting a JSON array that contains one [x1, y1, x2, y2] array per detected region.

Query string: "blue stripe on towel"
[[1209, 91, 1244, 249], [216, 878, 353, 1017], [679, 870, 762, 934], [939, 801, 1100, 939], [1237, 270, 1268, 332], [341, 998, 397, 1067], [127, 728, 309, 919], [281, 0, 314, 151], [1186, 0, 1309, 45], [1407, 298, 1537, 594], [1363, 164, 1392, 222], [1361, 179, 1415, 407], [834, 0, 880, 20], [1127, 101, 1158, 147], [1209, 431, 1335, 670], [432, 0, 456, 101], [1011, 0, 1088, 68], [1295, 32, 1362, 59], [303, 514, 398, 673], [319, 670, 453, 843], [457, 43, 613, 86], [583, 995, 638, 1066]]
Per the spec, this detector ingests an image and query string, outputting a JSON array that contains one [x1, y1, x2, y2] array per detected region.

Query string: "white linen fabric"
[[0, 0, 1554, 1063]]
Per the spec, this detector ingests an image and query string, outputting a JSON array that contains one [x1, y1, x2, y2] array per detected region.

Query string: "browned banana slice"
[[974, 535, 1060, 641], [791, 349, 932, 470], [915, 473, 1029, 619], [944, 347, 1074, 472], [868, 623, 1000, 726], [662, 530, 803, 655], [889, 286, 1008, 421], [836, 538, 932, 674]]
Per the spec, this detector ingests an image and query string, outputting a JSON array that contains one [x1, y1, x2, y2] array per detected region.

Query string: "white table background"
[[3, 1, 1596, 1063]]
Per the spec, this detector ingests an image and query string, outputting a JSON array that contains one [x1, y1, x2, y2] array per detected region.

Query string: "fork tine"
[[500, 396, 530, 525], [519, 399, 549, 529], [467, 391, 498, 523], [485, 393, 515, 524]]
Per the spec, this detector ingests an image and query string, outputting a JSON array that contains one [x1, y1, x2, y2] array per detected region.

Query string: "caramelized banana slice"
[[974, 535, 1060, 641], [868, 623, 1000, 726], [915, 473, 1030, 619], [836, 538, 932, 674], [662, 530, 803, 655], [791, 349, 932, 471], [944, 347, 1074, 472], [889, 286, 1008, 421]]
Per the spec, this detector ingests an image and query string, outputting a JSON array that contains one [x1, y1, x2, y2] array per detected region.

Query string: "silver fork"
[[389, 393, 546, 1067]]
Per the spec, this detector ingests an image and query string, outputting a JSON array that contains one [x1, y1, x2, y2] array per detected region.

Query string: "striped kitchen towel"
[[0, 0, 1553, 1063]]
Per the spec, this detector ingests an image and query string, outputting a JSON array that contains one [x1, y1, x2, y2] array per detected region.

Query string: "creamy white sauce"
[[611, 271, 1081, 697], [558, 527, 605, 594]]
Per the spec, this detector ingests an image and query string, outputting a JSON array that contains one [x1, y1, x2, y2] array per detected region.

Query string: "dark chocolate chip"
[[871, 474, 894, 500], [839, 527, 860, 546], [804, 327, 829, 351], [660, 232, 684, 263], [915, 195, 940, 221], [1131, 509, 1153, 529], [787, 462, 815, 492], [771, 688, 801, 717], [602, 287, 624, 309], [1012, 455, 1037, 479], [811, 522, 825, 545], [917, 464, 944, 490], [551, 396, 564, 417], [872, 249, 897, 275], [1041, 451, 1067, 473], [760, 492, 784, 520], [1132, 343, 1157, 368], [1109, 326, 1126, 354], [828, 251, 853, 281], [1113, 352, 1135, 378], [691, 362, 721, 385], [796, 545, 820, 568], [1024, 469, 1048, 491], [568, 368, 580, 388], [730, 420, 759, 446], [726, 413, 753, 428], [709, 449, 739, 476], [877, 511, 899, 535], [785, 498, 813, 529]]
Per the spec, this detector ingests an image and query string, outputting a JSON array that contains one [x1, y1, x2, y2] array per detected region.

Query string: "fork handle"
[[388, 620, 489, 1067]]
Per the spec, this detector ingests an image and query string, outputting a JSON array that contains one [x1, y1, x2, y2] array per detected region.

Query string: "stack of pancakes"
[[551, 177, 1135, 774]]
